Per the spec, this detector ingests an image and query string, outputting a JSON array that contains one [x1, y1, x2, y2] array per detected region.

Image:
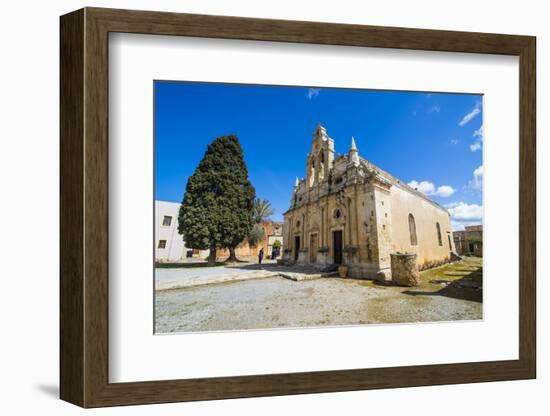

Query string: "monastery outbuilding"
[[282, 125, 456, 281]]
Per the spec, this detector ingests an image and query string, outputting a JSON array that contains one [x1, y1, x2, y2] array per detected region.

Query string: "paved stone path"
[[155, 263, 336, 290], [154, 257, 483, 333], [155, 276, 482, 333], [155, 266, 277, 290]]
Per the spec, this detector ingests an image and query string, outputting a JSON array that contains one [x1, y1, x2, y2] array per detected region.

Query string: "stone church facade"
[[282, 125, 456, 280]]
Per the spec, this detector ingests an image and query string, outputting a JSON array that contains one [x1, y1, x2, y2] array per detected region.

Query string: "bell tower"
[[306, 124, 334, 188]]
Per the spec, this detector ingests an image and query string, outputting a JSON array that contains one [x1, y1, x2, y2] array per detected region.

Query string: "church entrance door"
[[310, 233, 318, 263], [333, 230, 343, 265]]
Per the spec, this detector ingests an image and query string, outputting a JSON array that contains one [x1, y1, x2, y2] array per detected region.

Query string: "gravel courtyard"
[[155, 258, 483, 333]]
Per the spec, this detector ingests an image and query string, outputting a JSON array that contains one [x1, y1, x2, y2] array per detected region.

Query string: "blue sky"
[[155, 81, 483, 230]]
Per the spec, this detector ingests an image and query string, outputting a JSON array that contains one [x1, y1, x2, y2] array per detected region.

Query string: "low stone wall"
[[346, 264, 386, 280], [418, 256, 452, 271], [390, 253, 420, 287]]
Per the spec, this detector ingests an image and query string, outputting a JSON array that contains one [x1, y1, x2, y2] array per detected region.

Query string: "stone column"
[[356, 185, 362, 263], [321, 206, 325, 246], [302, 213, 305, 246], [347, 197, 352, 246], [325, 198, 329, 247], [390, 253, 419, 286], [288, 217, 293, 252]]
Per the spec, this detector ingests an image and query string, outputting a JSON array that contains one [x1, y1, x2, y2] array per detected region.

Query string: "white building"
[[155, 200, 186, 262], [155, 200, 211, 262]]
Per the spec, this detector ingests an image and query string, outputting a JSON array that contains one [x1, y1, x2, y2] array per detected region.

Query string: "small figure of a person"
[[258, 248, 264, 264]]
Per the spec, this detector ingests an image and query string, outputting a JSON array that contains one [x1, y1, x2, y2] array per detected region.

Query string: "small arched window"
[[408, 214, 418, 246], [436, 222, 442, 246]]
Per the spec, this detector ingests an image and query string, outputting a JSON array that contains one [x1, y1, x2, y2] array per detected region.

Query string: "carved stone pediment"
[[335, 189, 347, 206], [368, 173, 392, 192]]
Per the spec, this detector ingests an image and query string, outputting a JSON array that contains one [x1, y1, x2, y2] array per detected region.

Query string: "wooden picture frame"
[[60, 7, 536, 408]]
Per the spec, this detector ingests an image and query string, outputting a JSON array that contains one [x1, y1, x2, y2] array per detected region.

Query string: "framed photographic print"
[[60, 7, 536, 408]]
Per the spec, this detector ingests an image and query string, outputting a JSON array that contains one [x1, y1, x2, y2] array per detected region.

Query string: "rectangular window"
[[158, 240, 167, 249], [162, 216, 172, 226]]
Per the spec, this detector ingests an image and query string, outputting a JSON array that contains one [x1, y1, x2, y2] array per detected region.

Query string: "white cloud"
[[450, 138, 460, 145], [306, 88, 320, 99], [436, 185, 455, 197], [448, 202, 483, 220], [408, 180, 434, 194], [427, 105, 440, 113], [451, 219, 483, 231], [470, 124, 483, 152], [459, 102, 482, 126], [408, 180, 455, 197], [447, 202, 483, 230], [473, 125, 483, 138], [469, 165, 483, 190], [470, 141, 482, 151]]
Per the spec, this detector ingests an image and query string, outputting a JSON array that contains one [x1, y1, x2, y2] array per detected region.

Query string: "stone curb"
[[279, 271, 339, 281], [156, 270, 279, 291], [156, 268, 341, 290]]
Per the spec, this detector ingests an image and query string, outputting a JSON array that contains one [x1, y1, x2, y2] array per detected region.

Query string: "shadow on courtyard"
[[402, 267, 483, 303], [156, 257, 278, 270], [225, 262, 327, 275], [155, 259, 325, 274], [155, 261, 227, 269]]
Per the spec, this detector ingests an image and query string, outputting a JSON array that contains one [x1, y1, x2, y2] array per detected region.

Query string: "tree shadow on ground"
[[402, 267, 483, 303], [225, 262, 325, 275], [155, 261, 226, 269]]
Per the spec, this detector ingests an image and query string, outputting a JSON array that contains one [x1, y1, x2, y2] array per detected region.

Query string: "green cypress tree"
[[178, 135, 255, 266]]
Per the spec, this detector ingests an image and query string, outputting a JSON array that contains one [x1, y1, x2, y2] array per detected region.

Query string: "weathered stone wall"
[[453, 225, 483, 256], [390, 253, 419, 286], [283, 179, 455, 275], [283, 179, 392, 278], [388, 183, 454, 269]]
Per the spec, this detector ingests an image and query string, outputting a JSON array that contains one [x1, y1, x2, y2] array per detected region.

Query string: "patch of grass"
[[409, 257, 483, 302], [420, 257, 482, 285], [354, 279, 379, 288]]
